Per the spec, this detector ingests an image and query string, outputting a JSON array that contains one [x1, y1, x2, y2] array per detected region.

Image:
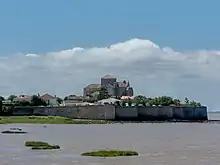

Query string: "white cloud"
[[0, 38, 220, 110]]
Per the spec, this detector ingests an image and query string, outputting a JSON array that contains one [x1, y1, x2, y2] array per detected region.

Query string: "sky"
[[0, 0, 220, 110]]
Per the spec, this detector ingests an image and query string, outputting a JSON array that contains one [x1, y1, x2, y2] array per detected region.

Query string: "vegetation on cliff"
[[81, 150, 139, 157], [25, 141, 60, 150], [119, 96, 202, 107]]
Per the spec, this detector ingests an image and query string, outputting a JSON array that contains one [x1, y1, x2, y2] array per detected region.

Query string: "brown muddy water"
[[1, 121, 220, 165]]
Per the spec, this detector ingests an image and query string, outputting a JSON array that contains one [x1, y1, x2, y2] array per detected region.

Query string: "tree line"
[[119, 95, 202, 107], [0, 95, 62, 115]]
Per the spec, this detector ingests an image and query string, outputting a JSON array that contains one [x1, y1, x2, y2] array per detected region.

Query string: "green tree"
[[31, 95, 47, 106], [122, 100, 126, 106], [134, 95, 147, 105], [173, 99, 181, 106], [141, 100, 146, 106], [0, 100, 2, 112], [145, 96, 174, 106], [147, 97, 160, 106], [157, 96, 174, 106], [115, 101, 120, 106], [57, 97, 63, 104], [189, 101, 201, 107], [134, 95, 147, 101], [19, 100, 31, 106], [8, 95, 17, 101], [97, 87, 110, 100], [127, 100, 132, 106], [184, 97, 189, 104], [0, 96, 5, 101]]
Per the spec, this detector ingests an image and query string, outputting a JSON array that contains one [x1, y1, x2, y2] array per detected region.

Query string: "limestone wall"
[[115, 107, 138, 120], [13, 107, 33, 115], [138, 106, 173, 120], [193, 106, 208, 120], [116, 106, 207, 121], [138, 106, 158, 120], [11, 105, 207, 121], [71, 105, 115, 120], [172, 106, 184, 119], [33, 105, 115, 120], [173, 106, 208, 120], [158, 106, 173, 119]]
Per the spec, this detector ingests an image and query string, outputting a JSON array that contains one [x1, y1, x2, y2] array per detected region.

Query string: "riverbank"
[[0, 116, 114, 124], [0, 116, 217, 124]]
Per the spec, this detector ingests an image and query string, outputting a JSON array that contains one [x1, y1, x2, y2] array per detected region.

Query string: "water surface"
[[0, 113, 220, 165]]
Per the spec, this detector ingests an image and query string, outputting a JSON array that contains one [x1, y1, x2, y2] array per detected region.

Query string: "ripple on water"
[[60, 153, 82, 158], [0, 147, 24, 151]]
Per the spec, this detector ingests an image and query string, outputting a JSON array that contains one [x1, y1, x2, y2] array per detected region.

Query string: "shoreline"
[[0, 116, 114, 124], [0, 116, 218, 124]]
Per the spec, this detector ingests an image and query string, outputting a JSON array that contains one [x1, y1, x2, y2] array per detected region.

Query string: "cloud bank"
[[0, 38, 219, 110]]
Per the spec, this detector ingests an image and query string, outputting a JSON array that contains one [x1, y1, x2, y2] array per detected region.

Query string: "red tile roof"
[[117, 81, 128, 87], [40, 93, 56, 101]]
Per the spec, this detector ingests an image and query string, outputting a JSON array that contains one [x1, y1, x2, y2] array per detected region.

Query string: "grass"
[[25, 141, 49, 147], [31, 145, 60, 150], [71, 119, 114, 124], [25, 141, 60, 150], [0, 116, 73, 124], [81, 150, 139, 157], [0, 116, 114, 124]]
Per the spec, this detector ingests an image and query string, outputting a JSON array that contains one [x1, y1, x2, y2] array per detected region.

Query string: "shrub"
[[25, 141, 60, 150], [81, 150, 139, 157]]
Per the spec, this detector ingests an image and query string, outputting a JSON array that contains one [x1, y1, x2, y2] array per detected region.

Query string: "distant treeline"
[[116, 96, 202, 107]]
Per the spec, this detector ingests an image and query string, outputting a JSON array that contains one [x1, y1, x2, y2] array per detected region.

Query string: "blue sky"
[[0, 0, 220, 110], [1, 0, 220, 54]]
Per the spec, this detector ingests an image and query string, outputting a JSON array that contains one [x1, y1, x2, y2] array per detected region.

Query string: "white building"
[[97, 98, 121, 105]]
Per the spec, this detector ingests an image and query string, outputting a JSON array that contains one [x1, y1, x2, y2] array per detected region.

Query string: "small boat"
[[2, 128, 27, 134]]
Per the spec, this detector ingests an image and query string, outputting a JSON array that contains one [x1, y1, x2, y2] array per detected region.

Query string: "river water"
[[1, 113, 220, 165]]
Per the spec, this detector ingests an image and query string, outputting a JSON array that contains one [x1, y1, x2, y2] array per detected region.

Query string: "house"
[[40, 93, 58, 106], [2, 100, 13, 106], [97, 98, 121, 105], [65, 95, 83, 101], [13, 95, 32, 103], [64, 97, 83, 105], [83, 84, 101, 97], [120, 96, 135, 100], [64, 100, 94, 106]]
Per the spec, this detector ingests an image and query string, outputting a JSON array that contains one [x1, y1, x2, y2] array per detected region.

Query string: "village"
[[1, 75, 135, 107], [0, 75, 207, 121]]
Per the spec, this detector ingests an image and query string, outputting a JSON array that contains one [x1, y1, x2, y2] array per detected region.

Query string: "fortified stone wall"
[[173, 106, 208, 120], [115, 107, 138, 120], [194, 107, 207, 120], [11, 105, 208, 121], [137, 106, 173, 120], [33, 105, 115, 120], [13, 107, 33, 115], [115, 106, 208, 121]]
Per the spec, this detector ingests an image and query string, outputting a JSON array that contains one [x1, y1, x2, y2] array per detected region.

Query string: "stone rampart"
[[13, 106, 33, 115], [33, 105, 115, 120], [11, 105, 208, 121], [138, 106, 173, 120], [173, 106, 208, 120], [115, 106, 138, 120]]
